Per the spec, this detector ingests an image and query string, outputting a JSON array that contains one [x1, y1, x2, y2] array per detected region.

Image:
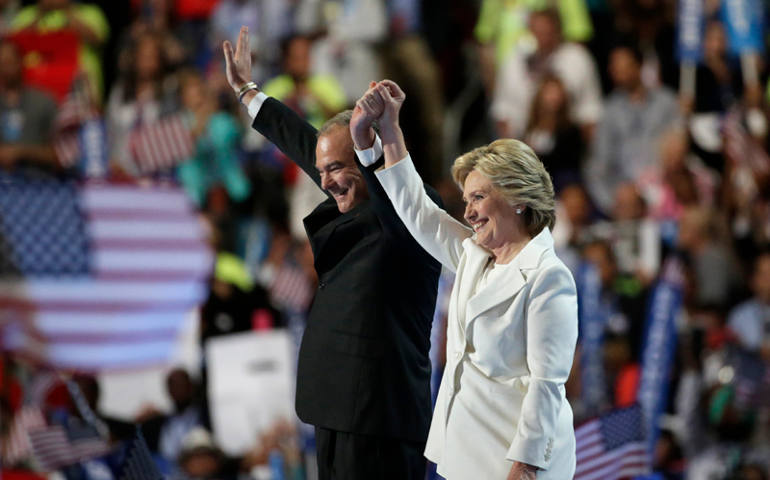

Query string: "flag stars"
[[0, 176, 89, 276]]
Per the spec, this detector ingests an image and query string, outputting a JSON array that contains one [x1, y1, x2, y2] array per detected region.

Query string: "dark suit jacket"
[[252, 98, 441, 442]]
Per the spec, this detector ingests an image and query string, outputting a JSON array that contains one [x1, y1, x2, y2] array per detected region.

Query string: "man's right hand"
[[222, 26, 253, 93], [350, 81, 383, 150]]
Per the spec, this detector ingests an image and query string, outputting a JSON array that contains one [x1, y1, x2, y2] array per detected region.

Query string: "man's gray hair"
[[317, 109, 379, 137]]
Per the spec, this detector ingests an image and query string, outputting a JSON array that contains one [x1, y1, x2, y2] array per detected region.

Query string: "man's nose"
[[320, 174, 331, 190]]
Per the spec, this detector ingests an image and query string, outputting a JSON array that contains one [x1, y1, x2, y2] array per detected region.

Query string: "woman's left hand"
[[507, 461, 538, 480], [375, 80, 405, 132]]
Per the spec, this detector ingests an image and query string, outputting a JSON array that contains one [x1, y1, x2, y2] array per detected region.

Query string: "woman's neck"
[[491, 235, 531, 265]]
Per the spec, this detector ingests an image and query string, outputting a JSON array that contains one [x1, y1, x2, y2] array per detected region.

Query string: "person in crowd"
[[71, 374, 135, 443], [677, 207, 743, 311], [551, 183, 594, 273], [140, 368, 204, 470], [380, 0, 444, 184], [209, 0, 293, 84], [354, 80, 578, 479], [727, 251, 770, 360], [491, 8, 602, 141], [636, 128, 718, 225], [294, 0, 387, 105], [601, 333, 640, 407], [582, 239, 647, 358], [106, 30, 179, 176], [523, 74, 585, 193], [119, 0, 187, 71], [174, 427, 242, 480], [688, 21, 742, 116], [200, 251, 284, 343], [586, 182, 661, 288], [652, 429, 686, 479], [0, 0, 19, 35], [684, 20, 744, 171], [11, 0, 108, 101], [0, 39, 57, 172], [584, 42, 681, 214], [610, 0, 678, 89], [262, 34, 346, 130], [473, 0, 593, 95], [223, 27, 442, 479], [176, 69, 250, 207]]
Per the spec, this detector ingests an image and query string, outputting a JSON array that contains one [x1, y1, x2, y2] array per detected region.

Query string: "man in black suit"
[[223, 27, 441, 479]]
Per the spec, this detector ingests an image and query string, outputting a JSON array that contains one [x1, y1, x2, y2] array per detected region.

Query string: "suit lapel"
[[304, 199, 355, 260], [455, 239, 490, 326], [464, 228, 554, 323], [466, 261, 526, 322]]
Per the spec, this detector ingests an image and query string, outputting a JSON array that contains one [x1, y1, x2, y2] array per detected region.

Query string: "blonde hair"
[[451, 139, 555, 235]]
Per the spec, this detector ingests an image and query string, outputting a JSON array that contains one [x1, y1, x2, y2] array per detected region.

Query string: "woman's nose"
[[464, 204, 475, 221]]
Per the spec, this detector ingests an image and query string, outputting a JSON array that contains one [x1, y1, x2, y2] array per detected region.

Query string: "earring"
[[516, 208, 522, 214]]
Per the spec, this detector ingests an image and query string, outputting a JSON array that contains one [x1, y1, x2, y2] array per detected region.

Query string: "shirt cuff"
[[247, 92, 269, 119], [354, 134, 383, 167]]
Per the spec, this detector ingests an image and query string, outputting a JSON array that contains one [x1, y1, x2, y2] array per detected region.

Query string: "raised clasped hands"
[[222, 26, 252, 93], [350, 80, 406, 150]]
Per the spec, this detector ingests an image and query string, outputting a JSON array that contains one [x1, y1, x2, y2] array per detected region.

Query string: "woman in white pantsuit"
[[350, 80, 579, 480]]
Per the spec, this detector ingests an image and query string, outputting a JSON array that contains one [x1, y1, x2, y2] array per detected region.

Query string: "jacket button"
[[318, 282, 326, 289]]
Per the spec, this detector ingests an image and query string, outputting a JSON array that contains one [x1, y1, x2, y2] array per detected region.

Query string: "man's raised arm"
[[222, 26, 323, 189]]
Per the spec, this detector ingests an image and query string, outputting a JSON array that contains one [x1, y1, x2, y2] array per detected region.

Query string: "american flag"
[[28, 420, 111, 471], [0, 174, 213, 371], [574, 405, 651, 480], [52, 74, 100, 169], [1, 406, 46, 467], [723, 109, 770, 176], [269, 263, 314, 313], [118, 429, 163, 480], [129, 115, 194, 174], [53, 134, 80, 169]]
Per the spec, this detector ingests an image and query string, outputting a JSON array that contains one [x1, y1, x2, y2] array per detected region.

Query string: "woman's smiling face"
[[462, 170, 521, 252]]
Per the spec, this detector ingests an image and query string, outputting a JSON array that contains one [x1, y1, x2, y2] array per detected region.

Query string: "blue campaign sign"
[[79, 119, 108, 179], [637, 257, 684, 454], [577, 262, 609, 416], [722, 0, 765, 55], [677, 0, 704, 62]]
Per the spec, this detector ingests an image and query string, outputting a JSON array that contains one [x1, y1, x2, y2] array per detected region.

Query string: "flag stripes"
[[28, 423, 111, 471], [0, 177, 212, 371], [574, 405, 651, 480], [129, 115, 194, 174]]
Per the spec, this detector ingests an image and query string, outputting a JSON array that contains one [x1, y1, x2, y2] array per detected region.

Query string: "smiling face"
[[315, 126, 368, 213], [463, 170, 522, 252]]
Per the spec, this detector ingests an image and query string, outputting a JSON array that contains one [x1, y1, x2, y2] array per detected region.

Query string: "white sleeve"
[[247, 92, 269, 119], [507, 263, 578, 469], [354, 134, 383, 167], [375, 155, 471, 272], [570, 48, 603, 126]]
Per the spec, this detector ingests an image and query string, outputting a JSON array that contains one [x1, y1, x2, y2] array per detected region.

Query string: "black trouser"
[[314, 427, 426, 480]]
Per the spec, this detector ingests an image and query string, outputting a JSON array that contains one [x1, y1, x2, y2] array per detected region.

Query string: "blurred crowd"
[[1, 0, 770, 479]]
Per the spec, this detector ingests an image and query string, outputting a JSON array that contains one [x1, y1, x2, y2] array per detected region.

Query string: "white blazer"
[[376, 157, 578, 479]]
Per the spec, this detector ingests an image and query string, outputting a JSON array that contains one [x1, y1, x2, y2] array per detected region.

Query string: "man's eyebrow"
[[318, 162, 344, 172]]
